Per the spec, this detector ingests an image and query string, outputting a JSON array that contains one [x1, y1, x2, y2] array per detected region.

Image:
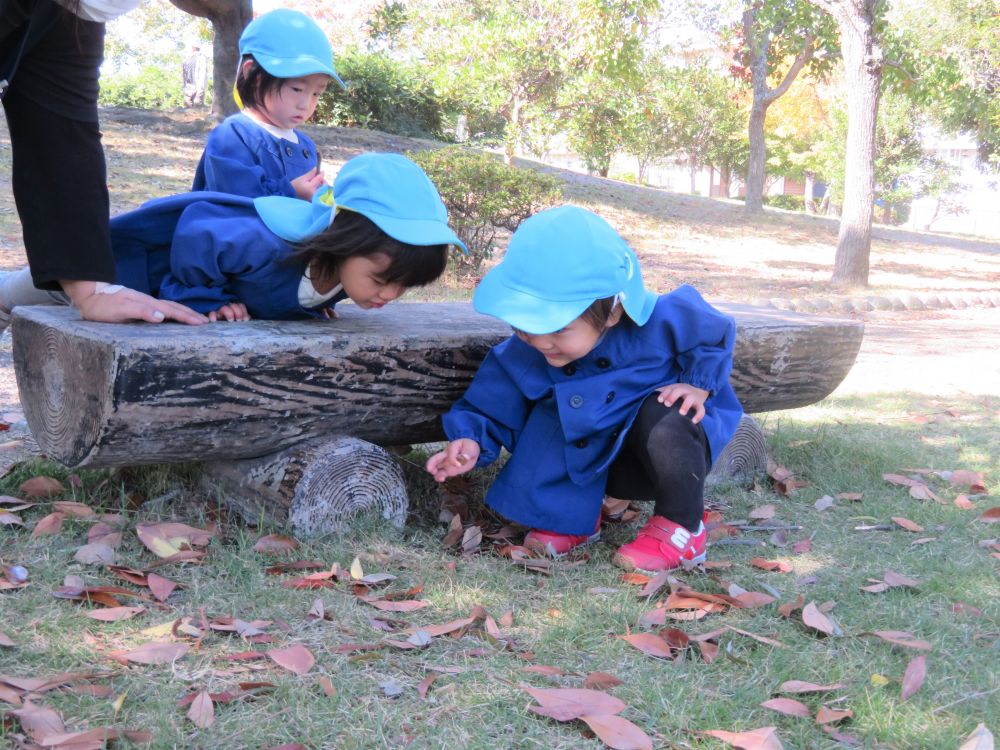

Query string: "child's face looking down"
[[514, 306, 622, 367], [335, 253, 406, 310], [261, 73, 329, 130]]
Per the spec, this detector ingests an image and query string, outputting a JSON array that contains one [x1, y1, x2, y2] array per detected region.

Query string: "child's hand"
[[656, 383, 710, 424], [426, 439, 481, 482], [208, 302, 250, 322], [291, 167, 326, 201]]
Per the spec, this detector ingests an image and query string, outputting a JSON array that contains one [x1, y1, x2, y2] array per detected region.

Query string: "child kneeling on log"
[[426, 206, 743, 572], [0, 153, 463, 325]]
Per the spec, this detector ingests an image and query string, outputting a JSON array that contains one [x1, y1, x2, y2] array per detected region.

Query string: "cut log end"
[[707, 415, 768, 487], [201, 436, 408, 537]]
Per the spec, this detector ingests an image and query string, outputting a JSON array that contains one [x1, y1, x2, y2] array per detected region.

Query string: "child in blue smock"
[[0, 154, 464, 323], [191, 9, 345, 201], [426, 206, 743, 572]]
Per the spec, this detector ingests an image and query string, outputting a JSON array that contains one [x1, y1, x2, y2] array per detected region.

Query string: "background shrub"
[[408, 147, 563, 278], [99, 66, 187, 109], [764, 194, 805, 211], [315, 52, 445, 140]]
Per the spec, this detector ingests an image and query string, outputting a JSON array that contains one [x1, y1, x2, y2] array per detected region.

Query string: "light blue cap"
[[473, 205, 656, 334], [254, 153, 466, 251], [239, 9, 346, 90]]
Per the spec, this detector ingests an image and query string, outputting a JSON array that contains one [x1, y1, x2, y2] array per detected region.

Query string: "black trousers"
[[1, 0, 117, 289], [606, 394, 711, 532]]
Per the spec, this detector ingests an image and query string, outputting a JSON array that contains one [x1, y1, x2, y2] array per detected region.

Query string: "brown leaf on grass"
[[0, 510, 24, 526], [106, 565, 148, 586], [861, 631, 932, 651], [461, 525, 483, 554], [951, 602, 984, 617], [760, 698, 811, 718], [958, 724, 994, 750], [801, 602, 837, 636], [698, 640, 720, 663], [187, 690, 214, 728], [112, 641, 189, 665], [252, 534, 300, 555], [619, 633, 675, 659], [954, 494, 975, 509], [73, 542, 115, 565], [882, 570, 919, 588], [909, 483, 942, 502], [282, 570, 338, 589], [702, 726, 784, 750], [441, 514, 464, 547], [815, 706, 853, 724], [88, 524, 122, 547], [778, 680, 846, 694], [770, 465, 806, 495], [267, 645, 315, 675], [891, 516, 924, 532], [749, 504, 775, 520], [51, 501, 97, 519], [900, 655, 926, 701], [522, 665, 567, 677], [0, 630, 14, 647], [977, 507, 1000, 524], [31, 512, 65, 537], [19, 476, 64, 497], [583, 673, 624, 691], [358, 596, 429, 612], [883, 473, 921, 488], [520, 685, 626, 722], [580, 713, 654, 750], [777, 595, 804, 618], [264, 560, 327, 575], [750, 558, 792, 573], [146, 573, 178, 602], [949, 470, 986, 493], [725, 625, 785, 648], [318, 676, 336, 697], [835, 492, 863, 501], [84, 606, 145, 622], [10, 700, 65, 743]]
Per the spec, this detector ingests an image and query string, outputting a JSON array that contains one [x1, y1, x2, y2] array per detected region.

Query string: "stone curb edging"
[[748, 291, 1000, 315]]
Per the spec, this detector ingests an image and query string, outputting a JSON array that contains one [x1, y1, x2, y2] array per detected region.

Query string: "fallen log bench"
[[11, 303, 864, 534]]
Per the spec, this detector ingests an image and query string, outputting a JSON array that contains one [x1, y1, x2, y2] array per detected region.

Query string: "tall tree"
[[736, 0, 836, 213], [806, 0, 885, 286], [168, 0, 253, 117]]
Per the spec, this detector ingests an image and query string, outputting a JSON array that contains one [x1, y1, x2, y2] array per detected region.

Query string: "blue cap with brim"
[[473, 205, 656, 334], [240, 9, 346, 89], [254, 154, 465, 251]]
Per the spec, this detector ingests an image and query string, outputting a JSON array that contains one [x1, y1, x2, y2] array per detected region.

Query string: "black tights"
[[606, 394, 710, 532]]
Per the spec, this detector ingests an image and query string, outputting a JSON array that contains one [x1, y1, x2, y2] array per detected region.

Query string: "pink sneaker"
[[612, 515, 707, 572], [524, 522, 600, 558]]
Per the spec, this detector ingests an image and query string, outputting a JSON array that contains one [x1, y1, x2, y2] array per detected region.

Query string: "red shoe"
[[524, 522, 600, 558], [612, 515, 707, 572]]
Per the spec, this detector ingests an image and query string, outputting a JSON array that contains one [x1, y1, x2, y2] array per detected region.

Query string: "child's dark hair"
[[579, 296, 619, 330], [235, 55, 286, 111], [292, 210, 449, 289]]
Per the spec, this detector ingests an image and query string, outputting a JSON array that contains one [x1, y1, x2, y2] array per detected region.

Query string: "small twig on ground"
[[731, 524, 803, 532], [710, 539, 766, 546], [854, 524, 895, 531], [931, 685, 1000, 714]]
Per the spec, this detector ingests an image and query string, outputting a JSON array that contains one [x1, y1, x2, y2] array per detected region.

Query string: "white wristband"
[[94, 282, 126, 295]]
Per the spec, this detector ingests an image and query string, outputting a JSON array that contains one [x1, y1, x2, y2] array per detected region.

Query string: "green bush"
[[99, 66, 186, 109], [408, 147, 563, 278], [314, 52, 445, 139], [764, 194, 804, 211]]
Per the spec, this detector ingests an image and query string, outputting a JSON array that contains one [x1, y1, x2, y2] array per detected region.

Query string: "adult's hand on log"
[[426, 439, 481, 482], [61, 281, 208, 326]]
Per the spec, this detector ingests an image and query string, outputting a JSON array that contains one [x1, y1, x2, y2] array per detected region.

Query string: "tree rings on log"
[[201, 435, 407, 536], [707, 415, 768, 487]]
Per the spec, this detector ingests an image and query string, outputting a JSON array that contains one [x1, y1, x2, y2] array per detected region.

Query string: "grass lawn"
[[1, 109, 998, 749]]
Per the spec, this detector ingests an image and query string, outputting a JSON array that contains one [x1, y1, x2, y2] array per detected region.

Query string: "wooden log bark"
[[706, 415, 768, 487], [200, 435, 407, 535], [11, 302, 863, 468]]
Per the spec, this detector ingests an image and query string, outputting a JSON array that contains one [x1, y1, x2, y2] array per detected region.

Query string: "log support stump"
[[707, 415, 769, 487], [200, 435, 407, 536]]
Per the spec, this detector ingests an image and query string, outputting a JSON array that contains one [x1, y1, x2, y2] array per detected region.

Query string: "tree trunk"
[[804, 171, 816, 213], [719, 163, 732, 198], [689, 158, 697, 194], [503, 95, 521, 165], [827, 2, 882, 287], [169, 0, 252, 118], [745, 99, 768, 212]]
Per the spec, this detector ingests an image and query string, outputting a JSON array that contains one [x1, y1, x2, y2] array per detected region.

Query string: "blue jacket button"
[[563, 364, 577, 376], [575, 439, 588, 448], [569, 395, 584, 408], [285, 145, 294, 157], [605, 391, 615, 403], [596, 357, 611, 368]]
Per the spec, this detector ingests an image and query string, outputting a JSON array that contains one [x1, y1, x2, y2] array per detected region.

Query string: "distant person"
[[191, 9, 346, 202], [0, 0, 206, 328], [0, 154, 464, 323], [426, 206, 743, 572], [181, 42, 208, 107]]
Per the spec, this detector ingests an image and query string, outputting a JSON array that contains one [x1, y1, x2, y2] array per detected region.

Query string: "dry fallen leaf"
[[84, 606, 145, 622], [113, 641, 189, 665], [19, 476, 64, 497], [749, 504, 776, 520], [187, 690, 215, 728], [520, 685, 626, 722], [977, 507, 1000, 524], [958, 723, 994, 750], [579, 713, 654, 750], [777, 680, 846, 694], [702, 726, 784, 750], [618, 633, 675, 659], [31, 512, 65, 538], [948, 470, 986, 493], [900, 655, 926, 701], [252, 534, 300, 555], [814, 706, 853, 724], [0, 630, 14, 647], [891, 516, 925, 532], [861, 631, 933, 651], [267, 645, 315, 675], [760, 698, 811, 718], [801, 602, 837, 636], [583, 672, 624, 690]]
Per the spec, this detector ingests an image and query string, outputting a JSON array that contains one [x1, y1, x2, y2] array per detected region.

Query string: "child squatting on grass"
[[0, 154, 464, 325], [192, 8, 343, 201], [426, 206, 744, 572]]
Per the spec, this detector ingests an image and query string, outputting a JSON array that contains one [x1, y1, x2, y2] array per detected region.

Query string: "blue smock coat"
[[110, 192, 344, 319], [191, 113, 319, 198], [442, 285, 744, 535]]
